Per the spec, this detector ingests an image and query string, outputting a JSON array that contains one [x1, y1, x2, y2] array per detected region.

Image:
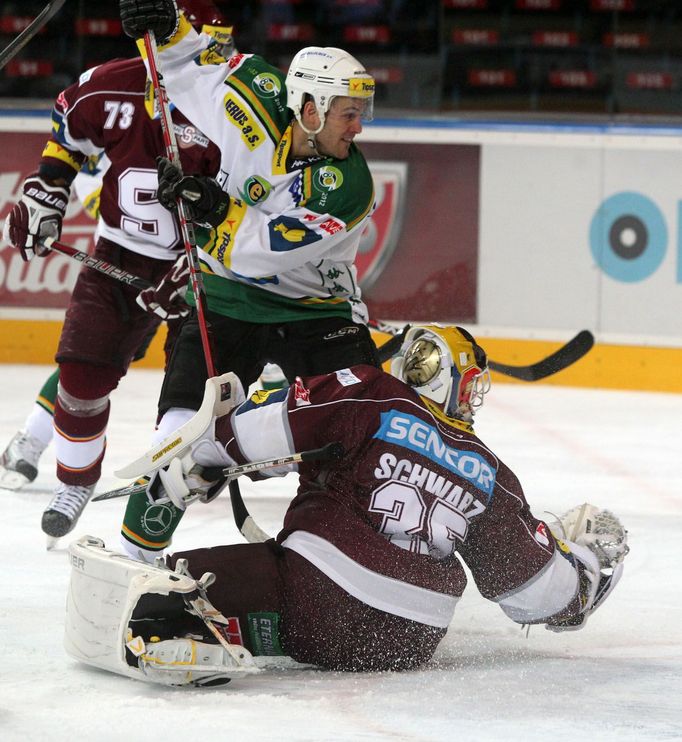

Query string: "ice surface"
[[2, 364, 681, 741]]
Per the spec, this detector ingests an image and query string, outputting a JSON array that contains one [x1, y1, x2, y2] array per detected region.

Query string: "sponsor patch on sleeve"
[[293, 377, 311, 406], [335, 368, 361, 386]]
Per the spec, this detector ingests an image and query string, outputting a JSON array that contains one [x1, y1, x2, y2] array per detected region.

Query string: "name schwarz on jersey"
[[374, 452, 486, 518]]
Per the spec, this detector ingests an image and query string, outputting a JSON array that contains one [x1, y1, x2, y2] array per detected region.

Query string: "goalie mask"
[[391, 325, 490, 421], [180, 0, 235, 56], [286, 47, 375, 135]]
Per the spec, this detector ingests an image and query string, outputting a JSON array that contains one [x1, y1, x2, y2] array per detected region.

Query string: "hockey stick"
[[487, 330, 594, 382], [92, 441, 345, 501], [0, 0, 66, 70], [225, 441, 346, 544], [143, 30, 217, 377], [41, 236, 152, 291], [370, 321, 594, 381]]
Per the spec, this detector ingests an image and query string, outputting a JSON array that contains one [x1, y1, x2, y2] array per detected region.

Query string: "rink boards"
[[1, 112, 681, 393], [2, 315, 680, 393]]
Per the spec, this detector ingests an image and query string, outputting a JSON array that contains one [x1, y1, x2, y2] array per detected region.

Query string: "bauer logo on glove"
[[3, 173, 70, 261]]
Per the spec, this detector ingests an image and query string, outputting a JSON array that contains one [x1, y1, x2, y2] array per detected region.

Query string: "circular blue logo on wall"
[[589, 191, 667, 282]]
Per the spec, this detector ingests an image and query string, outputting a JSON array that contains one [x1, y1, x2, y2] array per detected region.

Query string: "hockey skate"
[[0, 430, 47, 490], [42, 482, 95, 538]]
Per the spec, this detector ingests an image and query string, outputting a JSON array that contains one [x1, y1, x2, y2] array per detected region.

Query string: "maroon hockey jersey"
[[41, 57, 221, 260], [217, 365, 583, 629]]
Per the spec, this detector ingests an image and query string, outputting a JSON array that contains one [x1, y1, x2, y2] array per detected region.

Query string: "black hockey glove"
[[156, 157, 231, 228], [120, 0, 179, 42]]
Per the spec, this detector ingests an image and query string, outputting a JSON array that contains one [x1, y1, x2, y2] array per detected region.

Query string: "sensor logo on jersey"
[[374, 411, 497, 497]]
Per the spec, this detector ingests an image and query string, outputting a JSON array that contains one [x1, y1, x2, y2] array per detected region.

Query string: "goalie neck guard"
[[391, 325, 490, 422], [286, 46, 375, 134]]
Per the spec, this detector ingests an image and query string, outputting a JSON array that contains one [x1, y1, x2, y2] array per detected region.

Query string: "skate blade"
[[0, 468, 30, 490]]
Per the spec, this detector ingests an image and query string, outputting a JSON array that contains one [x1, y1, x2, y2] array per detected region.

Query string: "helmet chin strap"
[[296, 108, 326, 155], [306, 134, 319, 154]]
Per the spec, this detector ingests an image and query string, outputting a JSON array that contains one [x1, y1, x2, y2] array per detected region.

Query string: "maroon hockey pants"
[[169, 541, 446, 672]]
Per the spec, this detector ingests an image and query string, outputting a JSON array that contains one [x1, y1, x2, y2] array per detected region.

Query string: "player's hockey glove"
[[136, 252, 191, 320], [157, 157, 230, 229], [120, 0, 179, 42], [545, 503, 629, 632], [2, 173, 69, 261]]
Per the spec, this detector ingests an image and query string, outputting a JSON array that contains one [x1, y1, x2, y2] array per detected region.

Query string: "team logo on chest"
[[239, 175, 272, 205], [315, 166, 344, 193], [252, 72, 281, 98], [173, 122, 209, 149]]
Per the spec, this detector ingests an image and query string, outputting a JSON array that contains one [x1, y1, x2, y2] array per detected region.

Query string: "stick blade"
[[488, 330, 594, 382]]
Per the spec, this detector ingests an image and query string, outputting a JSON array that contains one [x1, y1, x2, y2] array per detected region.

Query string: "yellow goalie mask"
[[391, 325, 490, 421]]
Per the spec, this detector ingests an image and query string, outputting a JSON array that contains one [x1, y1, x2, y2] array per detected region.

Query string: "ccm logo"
[[323, 326, 360, 340]]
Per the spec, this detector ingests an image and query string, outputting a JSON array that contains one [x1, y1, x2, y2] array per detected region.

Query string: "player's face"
[[316, 97, 365, 159]]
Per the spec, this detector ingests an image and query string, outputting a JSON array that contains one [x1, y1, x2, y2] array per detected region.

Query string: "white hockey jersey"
[[144, 17, 376, 323]]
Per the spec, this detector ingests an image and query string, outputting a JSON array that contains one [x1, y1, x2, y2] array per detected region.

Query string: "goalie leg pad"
[[137, 639, 238, 687], [65, 536, 257, 685]]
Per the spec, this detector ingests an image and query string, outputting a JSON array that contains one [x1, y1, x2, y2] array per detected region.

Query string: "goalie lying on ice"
[[64, 325, 629, 684]]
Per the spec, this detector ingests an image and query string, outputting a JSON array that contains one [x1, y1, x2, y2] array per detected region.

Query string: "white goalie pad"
[[65, 536, 258, 686]]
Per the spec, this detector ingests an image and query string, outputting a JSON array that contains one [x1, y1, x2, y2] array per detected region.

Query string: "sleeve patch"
[[268, 216, 322, 252]]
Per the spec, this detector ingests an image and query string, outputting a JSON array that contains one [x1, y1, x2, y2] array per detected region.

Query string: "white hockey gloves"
[[3, 173, 69, 260], [146, 437, 231, 510], [546, 503, 629, 632]]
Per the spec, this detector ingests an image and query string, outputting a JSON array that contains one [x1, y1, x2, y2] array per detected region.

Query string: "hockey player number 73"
[[370, 481, 469, 557]]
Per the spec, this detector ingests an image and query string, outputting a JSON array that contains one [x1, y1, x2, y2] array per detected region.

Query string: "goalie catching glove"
[[136, 252, 191, 320], [546, 503, 629, 632], [156, 157, 230, 228], [3, 173, 69, 261]]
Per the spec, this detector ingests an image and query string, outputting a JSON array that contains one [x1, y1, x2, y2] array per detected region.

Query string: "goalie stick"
[[41, 237, 152, 291], [92, 441, 345, 502], [0, 0, 66, 69], [371, 321, 594, 382]]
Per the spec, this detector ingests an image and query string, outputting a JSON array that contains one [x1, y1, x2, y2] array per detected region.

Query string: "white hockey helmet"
[[286, 46, 375, 134], [391, 325, 490, 421]]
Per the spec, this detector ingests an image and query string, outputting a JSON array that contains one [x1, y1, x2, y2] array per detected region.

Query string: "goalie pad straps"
[[132, 638, 235, 687], [65, 536, 257, 686]]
